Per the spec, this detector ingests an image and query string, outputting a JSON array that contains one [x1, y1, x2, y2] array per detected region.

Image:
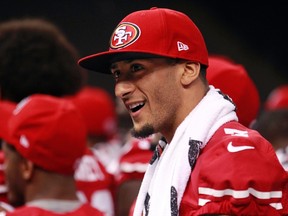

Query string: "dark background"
[[1, 1, 287, 105]]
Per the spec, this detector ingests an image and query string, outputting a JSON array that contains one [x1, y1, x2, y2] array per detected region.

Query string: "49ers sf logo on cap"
[[110, 22, 141, 49]]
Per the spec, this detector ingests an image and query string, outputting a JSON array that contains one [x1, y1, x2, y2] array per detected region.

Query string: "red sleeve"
[[180, 122, 288, 215]]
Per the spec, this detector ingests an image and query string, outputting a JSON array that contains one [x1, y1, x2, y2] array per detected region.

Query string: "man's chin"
[[131, 124, 155, 139]]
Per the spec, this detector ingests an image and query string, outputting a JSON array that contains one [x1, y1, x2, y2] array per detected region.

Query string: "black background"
[[1, 1, 287, 105]]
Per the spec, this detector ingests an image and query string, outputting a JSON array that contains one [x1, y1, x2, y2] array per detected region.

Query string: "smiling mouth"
[[129, 102, 145, 113]]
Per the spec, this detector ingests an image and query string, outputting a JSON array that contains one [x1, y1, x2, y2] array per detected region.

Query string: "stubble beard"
[[131, 123, 155, 139]]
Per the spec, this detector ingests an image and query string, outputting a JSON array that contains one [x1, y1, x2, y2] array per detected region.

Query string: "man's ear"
[[20, 159, 34, 180], [180, 62, 201, 86]]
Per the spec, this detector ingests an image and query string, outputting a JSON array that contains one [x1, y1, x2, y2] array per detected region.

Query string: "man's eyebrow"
[[110, 59, 135, 70]]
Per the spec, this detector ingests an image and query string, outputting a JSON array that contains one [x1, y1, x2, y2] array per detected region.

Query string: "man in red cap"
[[78, 7, 288, 215], [1, 94, 104, 215], [252, 84, 288, 170]]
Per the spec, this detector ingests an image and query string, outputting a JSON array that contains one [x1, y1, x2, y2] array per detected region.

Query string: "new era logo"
[[20, 135, 30, 148], [177, 41, 189, 51]]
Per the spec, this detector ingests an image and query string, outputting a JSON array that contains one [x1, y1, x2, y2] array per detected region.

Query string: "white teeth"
[[129, 102, 144, 109]]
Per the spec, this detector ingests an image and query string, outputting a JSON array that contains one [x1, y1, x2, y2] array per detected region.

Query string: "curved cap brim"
[[78, 50, 167, 74]]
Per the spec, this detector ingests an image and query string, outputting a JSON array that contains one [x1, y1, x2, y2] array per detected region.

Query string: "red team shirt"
[[3, 203, 104, 216], [117, 137, 155, 216], [74, 148, 116, 215], [116, 137, 155, 186], [180, 121, 288, 215], [128, 121, 288, 215]]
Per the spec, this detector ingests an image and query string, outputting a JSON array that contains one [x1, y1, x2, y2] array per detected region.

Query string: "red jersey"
[[180, 121, 288, 215], [116, 137, 154, 185], [3, 203, 104, 216], [74, 148, 115, 215]]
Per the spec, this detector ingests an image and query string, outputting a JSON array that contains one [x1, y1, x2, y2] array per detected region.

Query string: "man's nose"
[[115, 81, 135, 99]]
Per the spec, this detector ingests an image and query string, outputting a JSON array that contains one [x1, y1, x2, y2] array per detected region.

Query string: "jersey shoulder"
[[181, 121, 288, 215], [205, 121, 277, 158]]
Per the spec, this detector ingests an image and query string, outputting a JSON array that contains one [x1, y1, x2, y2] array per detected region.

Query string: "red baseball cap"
[[0, 100, 16, 140], [2, 94, 87, 175], [68, 86, 118, 140], [264, 85, 288, 111], [207, 55, 260, 127], [78, 7, 208, 73]]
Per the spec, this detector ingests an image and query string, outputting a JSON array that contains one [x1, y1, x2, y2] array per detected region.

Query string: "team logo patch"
[[110, 22, 141, 49], [188, 139, 201, 170], [144, 193, 150, 215], [171, 186, 178, 216]]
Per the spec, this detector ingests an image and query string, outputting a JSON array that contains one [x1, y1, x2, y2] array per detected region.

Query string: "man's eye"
[[112, 71, 120, 79], [131, 64, 143, 73]]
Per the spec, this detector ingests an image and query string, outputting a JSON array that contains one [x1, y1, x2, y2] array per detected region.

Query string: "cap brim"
[[78, 50, 166, 74]]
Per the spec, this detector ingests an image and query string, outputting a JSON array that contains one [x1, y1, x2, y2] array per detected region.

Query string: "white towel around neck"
[[133, 85, 238, 216]]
